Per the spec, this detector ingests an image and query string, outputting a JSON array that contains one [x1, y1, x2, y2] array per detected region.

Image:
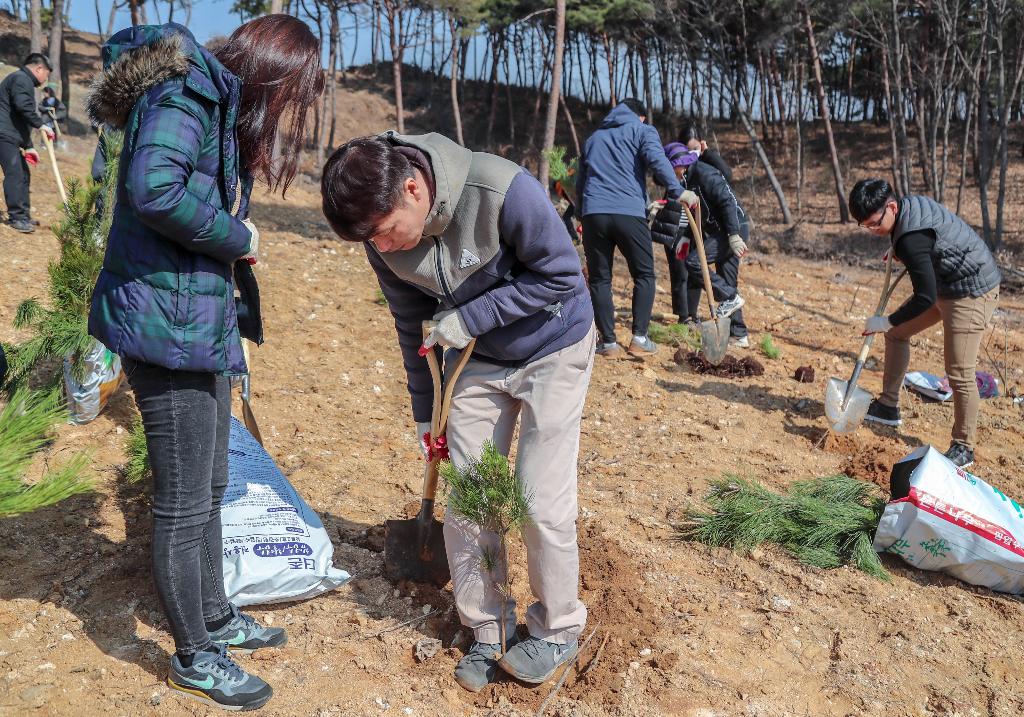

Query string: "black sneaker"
[[944, 442, 974, 469], [168, 643, 272, 711], [208, 605, 287, 654], [864, 399, 901, 426]]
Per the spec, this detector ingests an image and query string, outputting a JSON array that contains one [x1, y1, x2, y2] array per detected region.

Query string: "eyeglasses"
[[858, 206, 889, 230]]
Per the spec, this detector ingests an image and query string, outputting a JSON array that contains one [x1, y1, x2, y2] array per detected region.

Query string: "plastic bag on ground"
[[874, 446, 1024, 594], [223, 417, 350, 605], [64, 339, 123, 424]]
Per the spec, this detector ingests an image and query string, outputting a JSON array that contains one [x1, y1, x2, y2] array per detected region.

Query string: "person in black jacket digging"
[[0, 53, 55, 233], [850, 179, 1001, 469], [658, 144, 749, 345]]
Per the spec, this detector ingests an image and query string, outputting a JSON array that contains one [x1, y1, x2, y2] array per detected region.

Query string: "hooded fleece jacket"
[[365, 131, 593, 424], [577, 104, 682, 218]]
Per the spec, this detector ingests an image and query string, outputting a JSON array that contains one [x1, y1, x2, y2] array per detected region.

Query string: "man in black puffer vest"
[[850, 179, 1001, 469]]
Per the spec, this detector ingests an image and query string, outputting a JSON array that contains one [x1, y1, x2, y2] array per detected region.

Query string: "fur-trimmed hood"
[[86, 23, 236, 129]]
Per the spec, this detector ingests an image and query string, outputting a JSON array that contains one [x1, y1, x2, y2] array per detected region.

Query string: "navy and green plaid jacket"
[[87, 24, 253, 375]]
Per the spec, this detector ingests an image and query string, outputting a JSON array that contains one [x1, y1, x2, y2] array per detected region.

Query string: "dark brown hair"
[[214, 15, 323, 195], [321, 137, 414, 242]]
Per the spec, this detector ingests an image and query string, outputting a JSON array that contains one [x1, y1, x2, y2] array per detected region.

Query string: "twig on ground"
[[579, 630, 611, 678], [847, 285, 861, 314], [340, 607, 441, 641], [766, 314, 796, 332], [534, 625, 601, 717]]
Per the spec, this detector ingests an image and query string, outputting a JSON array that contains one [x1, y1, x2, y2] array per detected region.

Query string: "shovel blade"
[[383, 516, 450, 587], [699, 317, 731, 365], [824, 377, 873, 434]]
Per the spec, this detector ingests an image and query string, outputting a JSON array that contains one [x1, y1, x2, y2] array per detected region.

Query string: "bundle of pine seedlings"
[[678, 474, 890, 579]]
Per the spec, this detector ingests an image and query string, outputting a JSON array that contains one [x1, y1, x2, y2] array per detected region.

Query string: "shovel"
[[383, 323, 476, 586], [239, 339, 264, 445], [825, 256, 907, 433], [682, 203, 730, 365], [40, 130, 68, 208]]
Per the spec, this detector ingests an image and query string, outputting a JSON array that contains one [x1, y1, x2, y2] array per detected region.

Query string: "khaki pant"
[[880, 287, 999, 449], [443, 326, 596, 645]]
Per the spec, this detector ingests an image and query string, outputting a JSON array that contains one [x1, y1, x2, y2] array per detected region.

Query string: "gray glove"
[[423, 308, 472, 349], [242, 218, 259, 263], [728, 233, 748, 258]]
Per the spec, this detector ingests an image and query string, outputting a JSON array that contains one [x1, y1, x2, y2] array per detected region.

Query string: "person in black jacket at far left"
[[0, 53, 55, 233]]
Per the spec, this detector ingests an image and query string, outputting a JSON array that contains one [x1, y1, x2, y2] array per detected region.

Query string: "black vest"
[[892, 196, 1001, 299]]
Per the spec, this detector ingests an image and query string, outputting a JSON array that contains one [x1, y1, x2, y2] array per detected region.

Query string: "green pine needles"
[[441, 440, 532, 654], [124, 419, 150, 484], [0, 388, 92, 516], [5, 131, 122, 391], [758, 333, 781, 360], [678, 474, 890, 580], [649, 322, 702, 351]]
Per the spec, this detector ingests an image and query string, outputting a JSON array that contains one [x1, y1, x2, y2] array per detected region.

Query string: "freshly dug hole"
[[675, 350, 765, 377]]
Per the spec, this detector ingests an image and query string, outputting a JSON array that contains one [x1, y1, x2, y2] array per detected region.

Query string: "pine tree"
[[4, 131, 122, 391], [441, 441, 532, 654]]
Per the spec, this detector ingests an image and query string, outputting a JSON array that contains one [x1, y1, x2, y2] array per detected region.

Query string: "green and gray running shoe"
[[209, 605, 287, 654], [168, 643, 272, 711]]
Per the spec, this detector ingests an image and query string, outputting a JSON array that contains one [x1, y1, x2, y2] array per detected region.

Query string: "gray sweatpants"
[[443, 326, 596, 645]]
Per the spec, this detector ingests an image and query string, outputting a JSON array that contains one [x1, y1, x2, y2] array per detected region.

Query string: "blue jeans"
[[124, 359, 233, 655]]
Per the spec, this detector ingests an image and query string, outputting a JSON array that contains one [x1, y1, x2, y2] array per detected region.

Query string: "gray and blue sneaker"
[[497, 636, 578, 685], [168, 643, 272, 711], [454, 633, 520, 692], [208, 605, 287, 654], [715, 295, 745, 319]]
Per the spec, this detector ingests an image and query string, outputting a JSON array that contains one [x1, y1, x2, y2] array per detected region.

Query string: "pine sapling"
[[758, 333, 781, 360], [440, 440, 532, 655]]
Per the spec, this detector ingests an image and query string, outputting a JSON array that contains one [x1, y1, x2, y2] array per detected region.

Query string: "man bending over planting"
[[321, 132, 595, 691], [849, 179, 1001, 468]]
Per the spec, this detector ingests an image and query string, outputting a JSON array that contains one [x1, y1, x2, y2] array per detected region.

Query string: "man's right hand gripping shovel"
[[382, 320, 476, 586]]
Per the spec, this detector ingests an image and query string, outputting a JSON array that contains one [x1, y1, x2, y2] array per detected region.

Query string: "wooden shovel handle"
[[419, 321, 477, 502], [682, 203, 718, 317], [40, 131, 67, 207]]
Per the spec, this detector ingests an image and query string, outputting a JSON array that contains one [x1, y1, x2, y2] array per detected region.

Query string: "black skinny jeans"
[[124, 359, 234, 655], [582, 213, 656, 344]]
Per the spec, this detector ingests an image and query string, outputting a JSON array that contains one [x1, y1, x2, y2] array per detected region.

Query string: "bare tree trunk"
[[796, 58, 805, 217], [538, 0, 566, 188], [448, 16, 464, 146], [270, 0, 283, 13], [47, 0, 63, 86], [560, 94, 580, 156], [30, 0, 42, 53], [803, 3, 849, 223], [601, 32, 616, 106], [128, 0, 140, 26]]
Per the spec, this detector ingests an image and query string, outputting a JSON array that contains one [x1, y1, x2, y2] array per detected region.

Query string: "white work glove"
[[241, 218, 259, 264], [863, 315, 893, 335], [416, 421, 431, 459], [679, 190, 699, 209], [423, 308, 472, 350], [728, 233, 748, 258], [40, 126, 55, 142]]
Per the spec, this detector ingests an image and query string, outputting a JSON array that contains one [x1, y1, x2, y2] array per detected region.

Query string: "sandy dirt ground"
[[2, 18, 1024, 716]]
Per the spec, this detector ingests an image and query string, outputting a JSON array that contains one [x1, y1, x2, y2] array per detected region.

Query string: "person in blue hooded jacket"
[[86, 18, 322, 710], [576, 98, 688, 357]]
